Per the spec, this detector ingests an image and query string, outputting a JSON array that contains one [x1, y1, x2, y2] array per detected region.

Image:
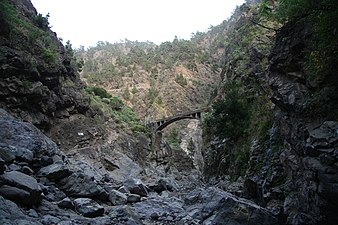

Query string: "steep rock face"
[[0, 0, 92, 129], [267, 18, 338, 225]]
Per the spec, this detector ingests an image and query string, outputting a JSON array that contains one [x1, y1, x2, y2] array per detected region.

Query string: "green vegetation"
[[201, 2, 277, 179], [175, 73, 188, 87], [260, 0, 338, 119], [204, 81, 250, 139], [166, 127, 181, 149], [85, 85, 146, 133], [122, 86, 131, 101], [85, 86, 112, 99], [0, 0, 61, 67], [148, 78, 158, 104]]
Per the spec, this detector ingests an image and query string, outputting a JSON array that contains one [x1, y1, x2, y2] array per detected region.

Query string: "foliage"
[[261, 0, 337, 87], [122, 86, 131, 100], [34, 13, 50, 30], [148, 78, 158, 104], [85, 86, 146, 132], [0, 0, 60, 67], [187, 138, 195, 157], [85, 86, 112, 99], [204, 81, 250, 139], [175, 73, 188, 87], [166, 127, 181, 149]]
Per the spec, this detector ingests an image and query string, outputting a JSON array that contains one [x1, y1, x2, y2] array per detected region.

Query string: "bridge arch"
[[149, 109, 206, 131]]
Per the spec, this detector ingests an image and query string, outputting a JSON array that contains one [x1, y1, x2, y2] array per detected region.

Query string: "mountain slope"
[[78, 38, 220, 120]]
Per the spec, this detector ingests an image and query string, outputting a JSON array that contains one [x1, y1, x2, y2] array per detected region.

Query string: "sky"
[[31, 0, 245, 48]]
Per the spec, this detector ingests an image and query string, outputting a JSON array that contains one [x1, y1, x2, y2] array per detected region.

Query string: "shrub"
[[175, 73, 187, 87], [205, 81, 250, 139], [110, 96, 124, 110], [85, 86, 112, 99]]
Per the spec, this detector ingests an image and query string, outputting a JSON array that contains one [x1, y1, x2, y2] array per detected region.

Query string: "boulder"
[[59, 173, 108, 201], [74, 198, 104, 218], [132, 196, 185, 222], [184, 187, 277, 225], [0, 108, 60, 159], [0, 171, 42, 205], [0, 143, 33, 163], [127, 194, 141, 203], [41, 215, 61, 225], [0, 196, 41, 224], [109, 189, 127, 205], [149, 177, 178, 193], [108, 205, 143, 225], [37, 163, 71, 181], [58, 197, 75, 210], [123, 178, 148, 197]]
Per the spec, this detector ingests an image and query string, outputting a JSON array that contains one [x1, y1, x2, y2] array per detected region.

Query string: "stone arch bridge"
[[148, 108, 208, 131]]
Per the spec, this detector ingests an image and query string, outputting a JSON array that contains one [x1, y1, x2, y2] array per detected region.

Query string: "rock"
[[132, 196, 185, 222], [117, 186, 129, 194], [108, 205, 143, 225], [59, 173, 108, 201], [150, 212, 160, 220], [149, 177, 178, 193], [74, 198, 104, 218], [0, 157, 6, 174], [20, 166, 34, 175], [102, 150, 143, 183], [184, 187, 277, 225], [123, 178, 148, 197], [0, 171, 42, 205], [40, 156, 54, 167], [307, 121, 338, 150], [0, 185, 32, 205], [41, 215, 61, 225], [0, 196, 41, 224], [0, 143, 34, 163], [43, 185, 67, 202], [8, 163, 21, 171], [109, 189, 127, 205], [28, 209, 39, 218], [0, 109, 60, 159], [37, 163, 71, 181], [58, 197, 75, 210], [127, 194, 141, 203]]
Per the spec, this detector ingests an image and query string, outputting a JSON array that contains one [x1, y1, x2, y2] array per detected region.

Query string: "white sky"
[[31, 0, 245, 48]]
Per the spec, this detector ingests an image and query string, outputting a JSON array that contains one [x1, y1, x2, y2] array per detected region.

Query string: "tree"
[[122, 86, 131, 101]]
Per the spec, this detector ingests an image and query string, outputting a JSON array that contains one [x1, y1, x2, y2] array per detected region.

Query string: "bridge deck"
[[151, 108, 207, 123], [148, 108, 208, 131]]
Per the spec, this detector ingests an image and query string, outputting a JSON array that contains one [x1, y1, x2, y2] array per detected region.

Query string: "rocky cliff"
[[1, 0, 336, 224], [265, 16, 338, 224], [201, 1, 338, 225], [0, 0, 92, 128]]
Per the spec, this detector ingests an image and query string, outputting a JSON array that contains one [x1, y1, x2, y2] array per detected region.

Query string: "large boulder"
[[184, 187, 277, 225], [0, 108, 61, 166], [123, 178, 148, 197], [109, 189, 127, 205], [0, 171, 42, 206], [0, 196, 42, 225], [74, 198, 104, 218], [59, 173, 108, 201], [37, 163, 71, 181]]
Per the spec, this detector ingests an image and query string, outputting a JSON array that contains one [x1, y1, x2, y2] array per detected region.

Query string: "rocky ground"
[[0, 108, 278, 225]]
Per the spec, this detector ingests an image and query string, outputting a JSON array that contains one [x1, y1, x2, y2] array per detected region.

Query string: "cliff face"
[[0, 0, 91, 130], [266, 18, 338, 225], [201, 1, 338, 225]]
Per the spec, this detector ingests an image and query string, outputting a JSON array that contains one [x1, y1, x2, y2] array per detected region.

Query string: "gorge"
[[0, 0, 337, 224]]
